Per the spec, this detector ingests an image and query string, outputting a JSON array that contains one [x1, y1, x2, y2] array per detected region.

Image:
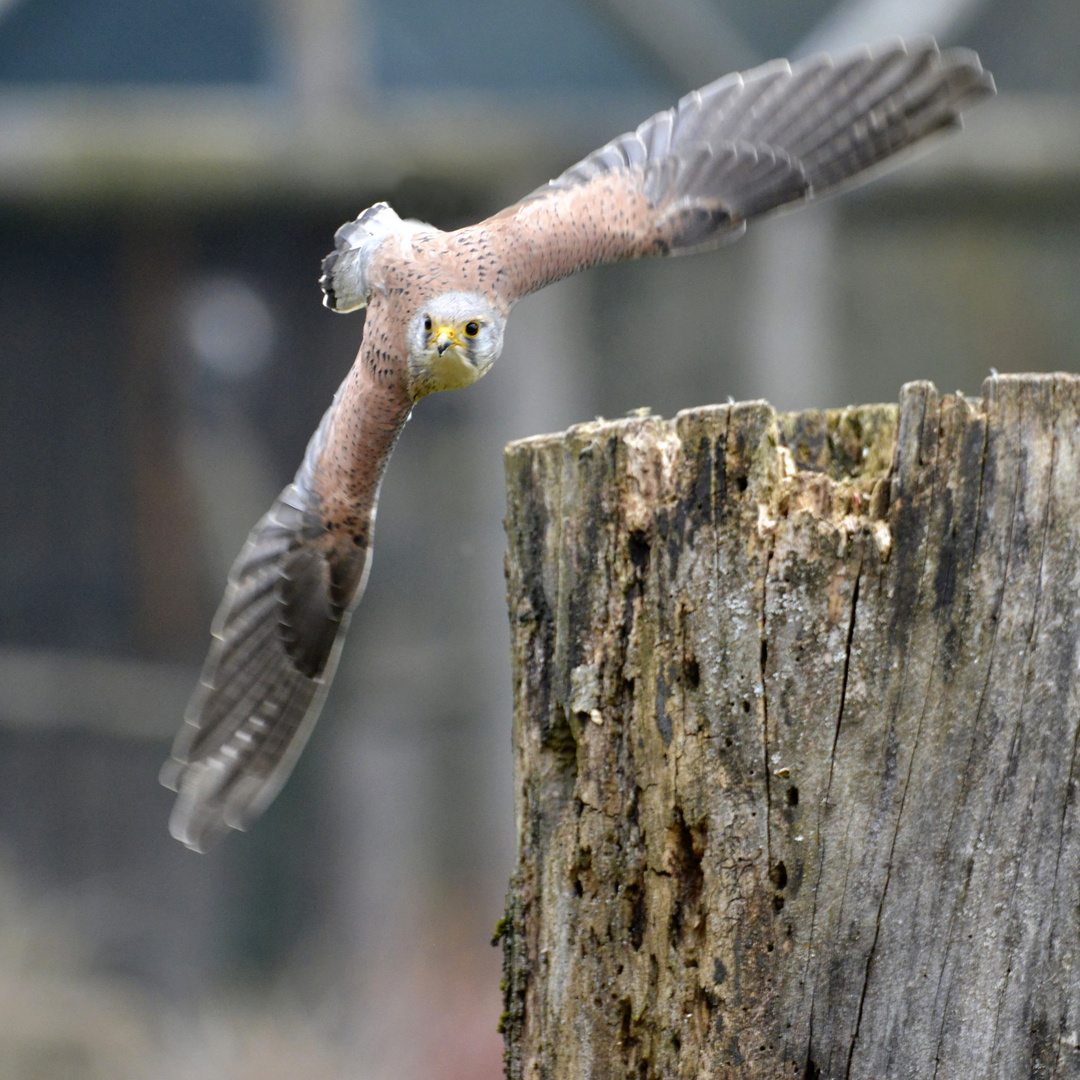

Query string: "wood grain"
[[500, 374, 1080, 1080]]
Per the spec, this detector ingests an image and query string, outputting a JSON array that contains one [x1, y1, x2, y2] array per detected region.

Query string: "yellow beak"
[[434, 326, 461, 355]]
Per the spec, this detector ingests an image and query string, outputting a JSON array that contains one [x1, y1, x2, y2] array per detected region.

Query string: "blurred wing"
[[485, 38, 993, 301], [162, 342, 409, 851]]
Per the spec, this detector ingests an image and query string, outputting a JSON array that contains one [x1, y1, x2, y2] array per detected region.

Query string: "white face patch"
[[406, 291, 506, 398]]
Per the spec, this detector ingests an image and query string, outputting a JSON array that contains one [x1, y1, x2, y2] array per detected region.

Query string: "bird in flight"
[[162, 38, 994, 851]]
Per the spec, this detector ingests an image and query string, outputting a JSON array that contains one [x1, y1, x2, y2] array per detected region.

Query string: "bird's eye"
[[423, 315, 432, 332], [464, 321, 480, 337]]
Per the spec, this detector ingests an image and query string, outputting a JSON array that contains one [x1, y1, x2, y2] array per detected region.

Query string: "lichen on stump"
[[500, 374, 1080, 1080]]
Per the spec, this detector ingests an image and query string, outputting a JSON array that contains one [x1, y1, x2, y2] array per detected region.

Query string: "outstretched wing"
[[482, 38, 993, 301], [162, 312, 412, 852]]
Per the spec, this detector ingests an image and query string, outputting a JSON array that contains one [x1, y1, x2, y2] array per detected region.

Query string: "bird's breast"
[[425, 347, 481, 392]]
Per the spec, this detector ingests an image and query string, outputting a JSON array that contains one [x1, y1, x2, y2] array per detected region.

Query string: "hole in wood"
[[683, 658, 700, 688], [628, 529, 650, 569], [772, 861, 788, 890]]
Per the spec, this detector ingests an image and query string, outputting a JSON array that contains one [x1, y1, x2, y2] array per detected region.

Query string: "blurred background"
[[0, 0, 1076, 1076]]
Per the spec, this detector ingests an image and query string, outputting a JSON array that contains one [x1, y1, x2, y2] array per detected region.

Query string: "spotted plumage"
[[162, 38, 993, 850]]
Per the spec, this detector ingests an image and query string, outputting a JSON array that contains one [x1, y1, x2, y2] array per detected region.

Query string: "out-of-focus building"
[[0, 0, 1076, 1075]]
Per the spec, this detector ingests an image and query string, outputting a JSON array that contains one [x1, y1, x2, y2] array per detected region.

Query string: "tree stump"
[[498, 374, 1080, 1080]]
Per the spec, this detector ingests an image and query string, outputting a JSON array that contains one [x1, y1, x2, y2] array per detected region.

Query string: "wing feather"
[[484, 38, 993, 302], [162, 314, 412, 851]]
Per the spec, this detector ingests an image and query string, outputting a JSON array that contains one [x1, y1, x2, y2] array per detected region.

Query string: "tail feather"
[[320, 203, 434, 314]]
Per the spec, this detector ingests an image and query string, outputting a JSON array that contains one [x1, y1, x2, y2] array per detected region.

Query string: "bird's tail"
[[320, 203, 433, 313]]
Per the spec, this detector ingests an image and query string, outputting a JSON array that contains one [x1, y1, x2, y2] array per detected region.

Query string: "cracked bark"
[[499, 374, 1080, 1080]]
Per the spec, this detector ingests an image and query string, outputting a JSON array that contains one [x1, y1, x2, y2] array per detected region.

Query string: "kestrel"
[[162, 38, 994, 851]]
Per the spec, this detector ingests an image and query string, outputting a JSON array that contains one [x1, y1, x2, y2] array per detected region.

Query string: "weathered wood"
[[498, 374, 1080, 1080]]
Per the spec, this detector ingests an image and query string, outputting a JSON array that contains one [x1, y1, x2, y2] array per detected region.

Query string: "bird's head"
[[406, 291, 506, 398]]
